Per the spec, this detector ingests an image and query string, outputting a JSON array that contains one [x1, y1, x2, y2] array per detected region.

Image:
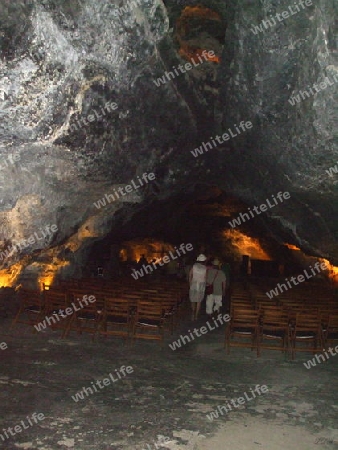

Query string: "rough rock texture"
[[0, 0, 337, 283], [217, 0, 338, 260]]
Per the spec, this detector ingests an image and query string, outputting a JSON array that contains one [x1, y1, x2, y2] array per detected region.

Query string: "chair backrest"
[[231, 309, 260, 327], [44, 291, 68, 313], [294, 312, 321, 330], [231, 303, 255, 315], [69, 290, 100, 310], [327, 314, 338, 330], [261, 310, 289, 327], [135, 301, 163, 321], [258, 305, 284, 314], [103, 297, 130, 317], [18, 288, 42, 305], [142, 289, 159, 295], [122, 293, 144, 308], [231, 300, 253, 311]]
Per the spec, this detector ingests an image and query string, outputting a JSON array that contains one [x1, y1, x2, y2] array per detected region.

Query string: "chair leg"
[[62, 315, 74, 338], [11, 306, 34, 329], [225, 331, 230, 354], [257, 331, 261, 357], [93, 315, 104, 341], [291, 339, 296, 360], [10, 310, 22, 329]]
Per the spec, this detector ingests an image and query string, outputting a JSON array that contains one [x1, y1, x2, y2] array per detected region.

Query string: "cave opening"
[[175, 5, 224, 64], [82, 185, 337, 286], [0, 183, 337, 290]]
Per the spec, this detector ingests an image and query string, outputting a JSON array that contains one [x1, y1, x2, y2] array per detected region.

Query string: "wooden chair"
[[230, 300, 253, 315], [322, 314, 338, 350], [11, 289, 45, 329], [255, 299, 280, 310], [286, 306, 318, 324], [225, 309, 260, 356], [122, 292, 144, 308], [63, 293, 100, 339], [68, 289, 103, 311], [259, 310, 289, 355], [145, 292, 177, 335], [289, 313, 323, 359], [132, 301, 165, 343], [95, 297, 132, 341], [257, 305, 286, 319], [164, 286, 188, 323], [43, 290, 71, 337]]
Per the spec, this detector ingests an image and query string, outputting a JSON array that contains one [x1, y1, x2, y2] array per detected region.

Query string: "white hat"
[[197, 254, 207, 262]]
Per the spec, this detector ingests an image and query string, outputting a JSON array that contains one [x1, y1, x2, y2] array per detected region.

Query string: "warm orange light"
[[319, 258, 338, 284], [0, 263, 24, 288], [223, 230, 271, 260], [39, 276, 54, 290], [178, 46, 221, 64], [180, 6, 222, 21], [0, 271, 15, 288], [176, 5, 221, 65], [36, 218, 102, 290], [36, 259, 70, 291], [119, 239, 175, 264], [282, 248, 337, 284], [284, 243, 301, 251]]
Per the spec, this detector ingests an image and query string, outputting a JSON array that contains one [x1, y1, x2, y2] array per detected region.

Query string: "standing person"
[[189, 254, 207, 320], [206, 259, 226, 318], [138, 254, 148, 268]]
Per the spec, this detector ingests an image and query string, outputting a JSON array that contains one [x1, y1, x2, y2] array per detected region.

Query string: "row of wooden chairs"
[[231, 292, 336, 310], [11, 285, 186, 343], [228, 279, 337, 358], [67, 297, 169, 343], [225, 305, 338, 359], [54, 278, 187, 295]]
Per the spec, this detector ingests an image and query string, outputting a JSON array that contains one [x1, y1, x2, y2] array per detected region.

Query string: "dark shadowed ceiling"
[[0, 0, 337, 287]]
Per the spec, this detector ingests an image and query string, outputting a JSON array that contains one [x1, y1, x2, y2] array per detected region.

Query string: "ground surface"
[[1, 300, 338, 450]]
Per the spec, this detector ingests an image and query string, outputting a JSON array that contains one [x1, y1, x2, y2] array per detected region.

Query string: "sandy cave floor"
[[0, 301, 338, 450]]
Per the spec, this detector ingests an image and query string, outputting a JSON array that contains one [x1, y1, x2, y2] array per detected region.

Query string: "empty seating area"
[[226, 280, 338, 358], [10, 275, 338, 358], [11, 277, 188, 344]]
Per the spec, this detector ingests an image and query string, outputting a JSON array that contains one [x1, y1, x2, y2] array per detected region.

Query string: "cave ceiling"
[[0, 0, 337, 284]]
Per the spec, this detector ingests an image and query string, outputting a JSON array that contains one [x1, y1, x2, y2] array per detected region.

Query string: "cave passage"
[[84, 185, 337, 286], [0, 1, 338, 449]]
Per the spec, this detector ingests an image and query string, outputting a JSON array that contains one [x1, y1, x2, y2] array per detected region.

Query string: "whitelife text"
[[228, 191, 291, 228], [131, 243, 193, 280], [93, 173, 155, 209]]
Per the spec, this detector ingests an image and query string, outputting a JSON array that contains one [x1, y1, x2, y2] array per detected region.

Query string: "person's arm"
[[189, 267, 193, 283], [222, 280, 226, 296]]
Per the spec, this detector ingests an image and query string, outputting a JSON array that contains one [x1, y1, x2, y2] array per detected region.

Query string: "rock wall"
[[0, 0, 337, 285], [217, 0, 338, 260]]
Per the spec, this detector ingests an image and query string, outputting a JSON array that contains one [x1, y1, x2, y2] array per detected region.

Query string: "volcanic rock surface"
[[0, 0, 337, 282]]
